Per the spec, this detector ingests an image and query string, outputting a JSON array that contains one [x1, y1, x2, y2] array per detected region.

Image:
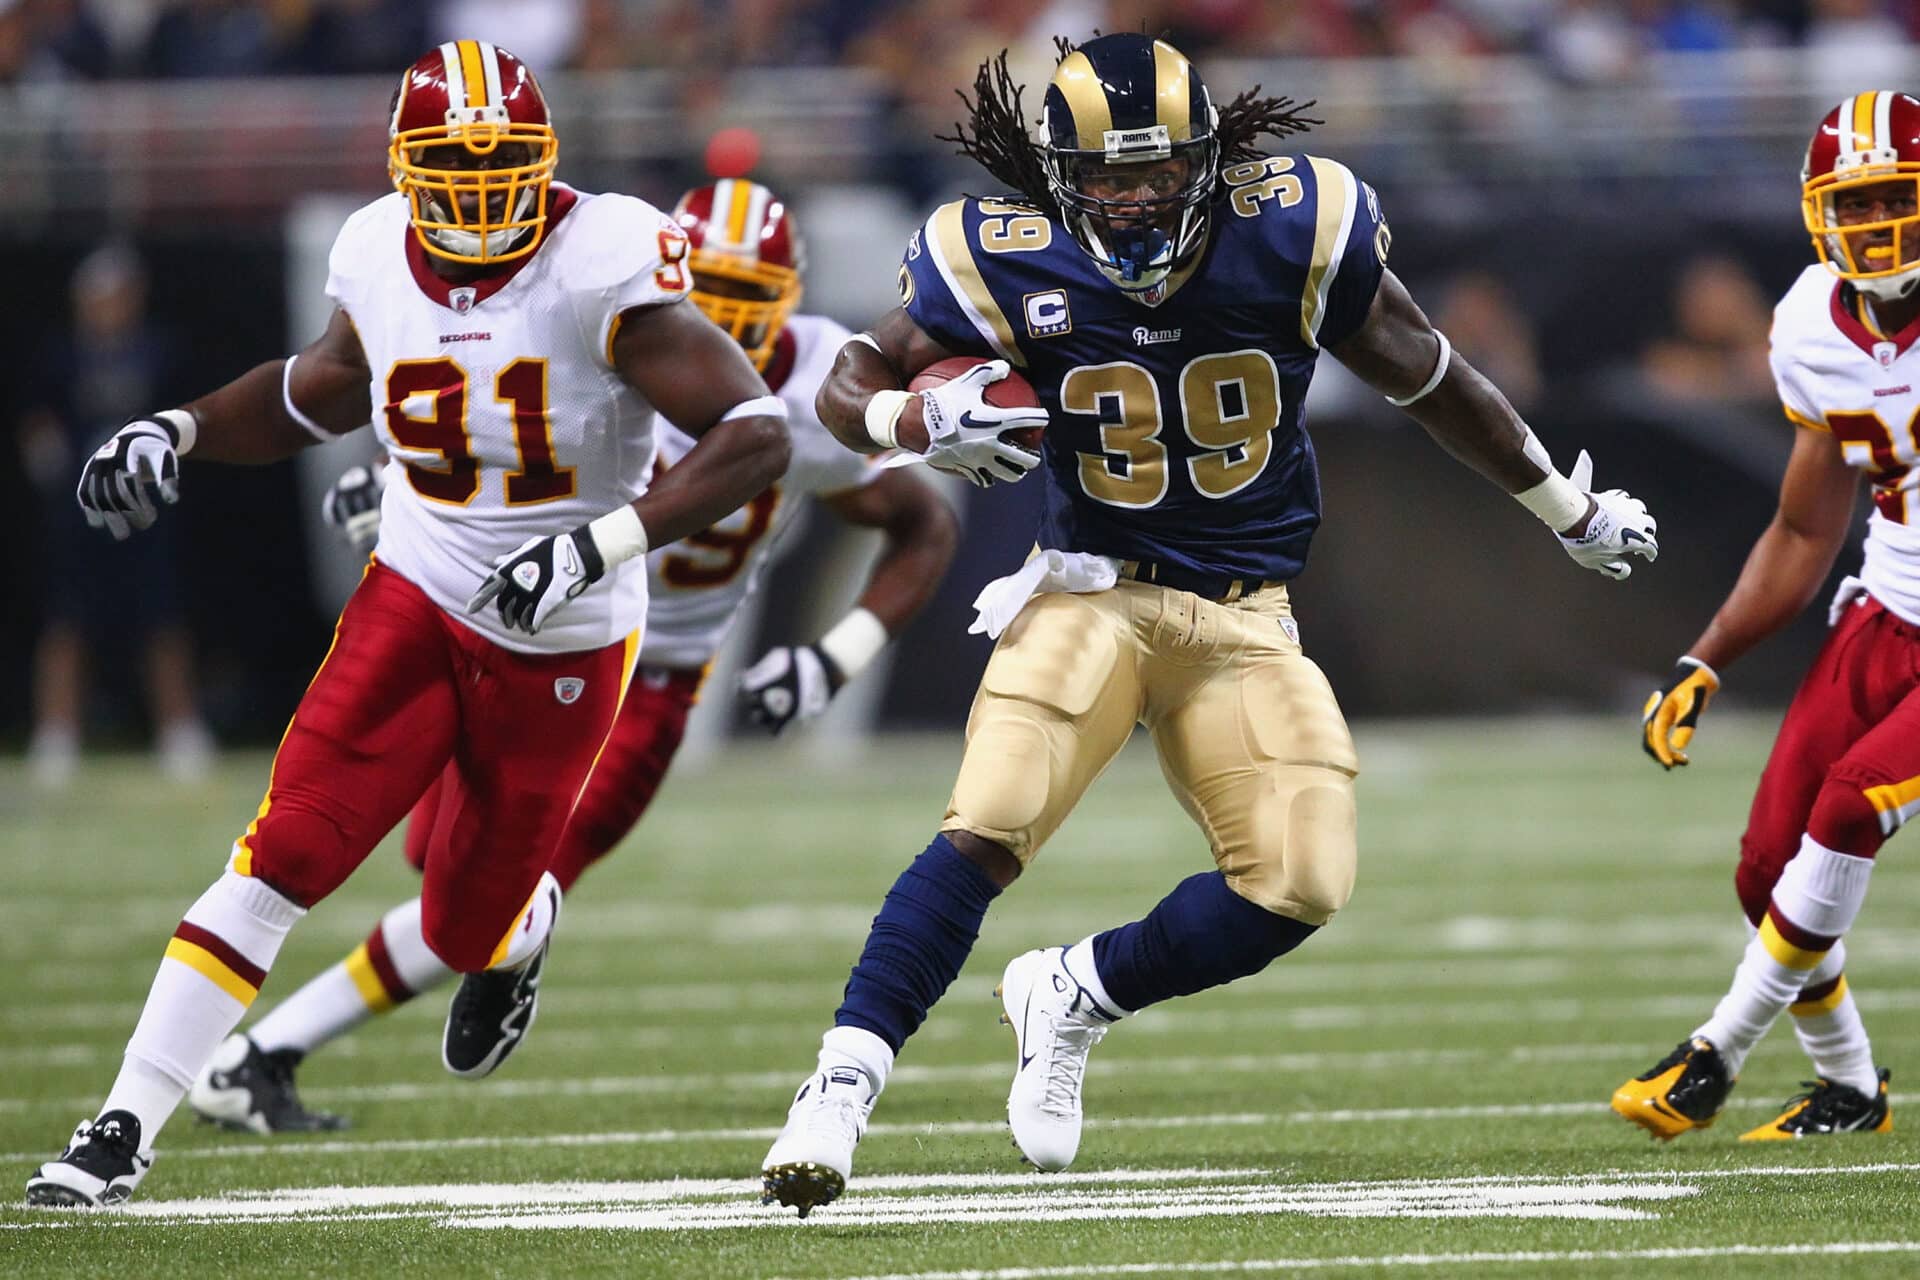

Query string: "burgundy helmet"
[[671, 180, 804, 370], [388, 41, 559, 265], [1802, 90, 1920, 299]]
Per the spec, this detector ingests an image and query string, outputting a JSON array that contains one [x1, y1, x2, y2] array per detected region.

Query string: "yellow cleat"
[[1740, 1069, 1891, 1140], [1611, 1037, 1736, 1140]]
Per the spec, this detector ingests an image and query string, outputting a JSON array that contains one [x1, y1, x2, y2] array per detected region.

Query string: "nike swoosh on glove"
[[466, 524, 607, 636]]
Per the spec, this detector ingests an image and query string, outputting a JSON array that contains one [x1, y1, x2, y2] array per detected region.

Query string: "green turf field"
[[2, 716, 1916, 1278]]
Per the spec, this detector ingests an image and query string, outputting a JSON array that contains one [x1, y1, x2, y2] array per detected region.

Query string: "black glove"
[[76, 416, 183, 541], [737, 644, 845, 734], [465, 524, 607, 635]]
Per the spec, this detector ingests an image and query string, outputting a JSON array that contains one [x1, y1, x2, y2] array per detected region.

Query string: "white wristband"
[[818, 606, 890, 680], [864, 389, 914, 450], [587, 504, 649, 568], [155, 408, 198, 456], [1515, 468, 1589, 531]]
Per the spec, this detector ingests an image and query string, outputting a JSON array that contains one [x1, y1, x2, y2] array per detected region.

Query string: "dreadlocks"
[[938, 40, 1323, 216], [939, 50, 1059, 217]]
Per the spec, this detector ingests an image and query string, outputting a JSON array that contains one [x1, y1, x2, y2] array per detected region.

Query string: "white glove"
[[738, 644, 842, 734], [76, 416, 183, 541], [1555, 450, 1659, 580], [466, 524, 607, 635], [322, 464, 385, 555], [916, 360, 1045, 487]]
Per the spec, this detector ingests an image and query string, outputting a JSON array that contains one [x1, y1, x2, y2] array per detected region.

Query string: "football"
[[908, 357, 1045, 453]]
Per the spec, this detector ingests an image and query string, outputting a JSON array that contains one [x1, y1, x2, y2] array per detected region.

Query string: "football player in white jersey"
[[1613, 92, 1920, 1141], [184, 182, 960, 1135], [28, 46, 790, 1207]]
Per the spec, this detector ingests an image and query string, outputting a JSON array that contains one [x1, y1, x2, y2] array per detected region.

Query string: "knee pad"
[[1228, 764, 1357, 925], [1807, 773, 1888, 858], [236, 807, 357, 908]]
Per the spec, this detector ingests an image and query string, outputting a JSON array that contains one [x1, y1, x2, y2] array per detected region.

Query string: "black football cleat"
[[443, 937, 548, 1078], [1611, 1037, 1736, 1139], [25, 1111, 154, 1207], [1741, 1068, 1892, 1140], [189, 1033, 347, 1134]]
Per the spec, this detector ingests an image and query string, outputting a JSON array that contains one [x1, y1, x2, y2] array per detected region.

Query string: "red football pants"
[[405, 664, 704, 890], [233, 562, 633, 970], [1736, 596, 1920, 920]]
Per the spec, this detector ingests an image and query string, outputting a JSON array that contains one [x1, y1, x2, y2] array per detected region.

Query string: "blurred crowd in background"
[[0, 0, 1899, 776], [1, 0, 1917, 82]]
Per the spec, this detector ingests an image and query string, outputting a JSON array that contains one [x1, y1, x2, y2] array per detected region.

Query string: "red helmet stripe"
[[457, 40, 489, 109]]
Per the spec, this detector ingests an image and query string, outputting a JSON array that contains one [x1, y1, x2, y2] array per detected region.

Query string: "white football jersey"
[[640, 313, 877, 670], [1772, 264, 1920, 625], [326, 183, 690, 654]]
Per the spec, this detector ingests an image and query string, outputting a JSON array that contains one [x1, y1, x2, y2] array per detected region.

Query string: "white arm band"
[[864, 389, 914, 450], [847, 332, 885, 356], [155, 408, 198, 456], [720, 394, 789, 424], [1384, 330, 1452, 407], [586, 504, 649, 568], [1515, 468, 1589, 531], [280, 355, 335, 442], [818, 606, 890, 680]]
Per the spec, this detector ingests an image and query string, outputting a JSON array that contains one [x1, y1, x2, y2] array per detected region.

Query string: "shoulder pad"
[[554, 192, 681, 293]]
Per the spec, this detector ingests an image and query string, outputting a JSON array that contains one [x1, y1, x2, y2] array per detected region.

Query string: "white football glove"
[[916, 359, 1045, 488], [1555, 450, 1659, 580], [738, 644, 843, 734], [466, 524, 607, 636], [322, 464, 385, 556], [76, 416, 182, 540]]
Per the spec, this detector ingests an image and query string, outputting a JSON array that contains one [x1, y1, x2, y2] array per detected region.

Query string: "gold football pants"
[[943, 581, 1358, 924]]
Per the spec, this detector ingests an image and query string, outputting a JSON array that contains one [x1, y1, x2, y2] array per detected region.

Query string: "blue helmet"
[[1042, 34, 1219, 295]]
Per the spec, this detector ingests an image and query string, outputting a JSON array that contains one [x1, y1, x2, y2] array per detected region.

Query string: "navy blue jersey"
[[900, 154, 1389, 584]]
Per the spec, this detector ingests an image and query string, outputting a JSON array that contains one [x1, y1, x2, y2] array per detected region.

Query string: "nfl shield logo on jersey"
[[553, 677, 586, 705], [450, 287, 477, 315]]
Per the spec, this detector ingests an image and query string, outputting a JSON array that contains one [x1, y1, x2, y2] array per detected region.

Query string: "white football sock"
[[103, 869, 304, 1145], [1785, 940, 1880, 1098], [488, 872, 562, 972], [250, 899, 453, 1056], [819, 1025, 893, 1096], [1696, 837, 1873, 1076]]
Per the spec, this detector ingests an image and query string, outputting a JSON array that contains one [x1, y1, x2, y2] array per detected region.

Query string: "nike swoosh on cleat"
[[1648, 1099, 1682, 1122]]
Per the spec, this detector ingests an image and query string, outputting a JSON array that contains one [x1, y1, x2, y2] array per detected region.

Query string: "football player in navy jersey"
[[760, 33, 1660, 1215]]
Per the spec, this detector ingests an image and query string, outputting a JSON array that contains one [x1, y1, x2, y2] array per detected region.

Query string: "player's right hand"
[[916, 359, 1045, 488], [322, 464, 385, 555], [76, 415, 183, 541], [1555, 450, 1659, 580], [1641, 656, 1720, 769]]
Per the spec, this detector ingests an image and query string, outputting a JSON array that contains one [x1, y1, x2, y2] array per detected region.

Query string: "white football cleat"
[[998, 946, 1120, 1171], [760, 1066, 875, 1217]]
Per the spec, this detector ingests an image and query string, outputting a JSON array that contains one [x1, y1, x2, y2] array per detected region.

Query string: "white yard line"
[[8, 1167, 1920, 1235], [800, 1242, 1920, 1280]]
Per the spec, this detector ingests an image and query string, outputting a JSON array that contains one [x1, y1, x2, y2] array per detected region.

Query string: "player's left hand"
[[738, 644, 844, 734], [1555, 450, 1658, 580], [76, 416, 183, 541], [1641, 656, 1720, 769], [466, 525, 607, 635]]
